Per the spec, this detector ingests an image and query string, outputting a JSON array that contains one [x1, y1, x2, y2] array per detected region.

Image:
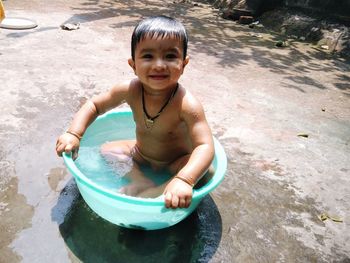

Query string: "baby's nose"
[[154, 59, 166, 69]]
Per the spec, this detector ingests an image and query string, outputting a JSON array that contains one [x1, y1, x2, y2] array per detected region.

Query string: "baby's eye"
[[142, 54, 153, 59], [165, 53, 178, 59]]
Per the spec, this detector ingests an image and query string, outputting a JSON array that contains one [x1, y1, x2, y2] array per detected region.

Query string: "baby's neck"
[[142, 84, 178, 98]]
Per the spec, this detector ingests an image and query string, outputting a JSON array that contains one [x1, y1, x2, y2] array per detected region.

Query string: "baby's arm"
[[56, 82, 130, 159], [56, 100, 98, 159], [164, 95, 214, 208]]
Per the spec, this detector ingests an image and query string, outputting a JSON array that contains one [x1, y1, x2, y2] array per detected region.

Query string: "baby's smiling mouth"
[[149, 74, 168, 80]]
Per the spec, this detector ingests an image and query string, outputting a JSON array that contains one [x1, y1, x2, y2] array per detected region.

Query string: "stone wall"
[[208, 0, 282, 14], [285, 0, 350, 17], [207, 0, 350, 17], [207, 0, 350, 57]]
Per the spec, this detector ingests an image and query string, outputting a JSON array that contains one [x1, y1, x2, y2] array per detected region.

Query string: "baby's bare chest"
[[136, 116, 187, 141]]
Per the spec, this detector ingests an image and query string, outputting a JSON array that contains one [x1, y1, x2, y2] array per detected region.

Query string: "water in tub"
[[75, 146, 172, 192]]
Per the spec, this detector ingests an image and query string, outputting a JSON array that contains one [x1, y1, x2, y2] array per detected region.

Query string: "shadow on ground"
[[52, 180, 222, 263], [54, 0, 350, 95], [4, 0, 349, 94]]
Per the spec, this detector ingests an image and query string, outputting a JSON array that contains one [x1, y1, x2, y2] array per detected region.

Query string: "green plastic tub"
[[63, 109, 227, 230]]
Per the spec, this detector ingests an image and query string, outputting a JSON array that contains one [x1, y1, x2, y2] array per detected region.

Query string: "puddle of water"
[[47, 167, 68, 191], [55, 182, 222, 263], [0, 162, 34, 263]]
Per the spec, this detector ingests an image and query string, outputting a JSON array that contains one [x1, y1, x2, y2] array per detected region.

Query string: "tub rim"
[[63, 108, 227, 206]]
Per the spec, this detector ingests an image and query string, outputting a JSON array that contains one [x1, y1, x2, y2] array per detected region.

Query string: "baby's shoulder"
[[128, 78, 142, 91], [178, 86, 205, 117], [109, 78, 140, 97], [110, 78, 138, 91], [179, 86, 202, 108]]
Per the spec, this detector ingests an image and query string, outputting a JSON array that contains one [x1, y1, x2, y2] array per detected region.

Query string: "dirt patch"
[[208, 0, 350, 57], [259, 8, 350, 57], [0, 160, 34, 263]]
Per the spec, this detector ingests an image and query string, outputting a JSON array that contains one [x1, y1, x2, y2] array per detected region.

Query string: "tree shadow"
[[334, 73, 350, 91], [57, 0, 350, 95], [52, 179, 222, 263]]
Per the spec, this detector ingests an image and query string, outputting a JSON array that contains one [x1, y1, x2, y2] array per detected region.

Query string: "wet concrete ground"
[[1, 0, 350, 262]]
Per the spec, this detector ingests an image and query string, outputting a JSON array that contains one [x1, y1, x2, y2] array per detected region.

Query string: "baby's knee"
[[100, 144, 129, 162], [100, 145, 133, 176], [101, 143, 118, 154]]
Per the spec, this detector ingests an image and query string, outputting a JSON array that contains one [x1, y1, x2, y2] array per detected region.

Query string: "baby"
[[56, 15, 214, 209]]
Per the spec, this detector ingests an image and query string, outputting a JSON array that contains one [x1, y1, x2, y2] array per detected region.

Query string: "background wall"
[[207, 0, 350, 18], [285, 0, 350, 17]]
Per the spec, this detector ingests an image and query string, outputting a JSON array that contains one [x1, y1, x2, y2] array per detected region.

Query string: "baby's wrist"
[[66, 130, 82, 141], [174, 175, 195, 187]]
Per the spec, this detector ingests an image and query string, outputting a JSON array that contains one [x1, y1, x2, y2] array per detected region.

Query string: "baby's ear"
[[183, 56, 190, 68], [128, 58, 136, 72]]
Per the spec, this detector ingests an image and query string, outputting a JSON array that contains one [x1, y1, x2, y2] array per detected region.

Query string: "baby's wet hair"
[[131, 16, 188, 60]]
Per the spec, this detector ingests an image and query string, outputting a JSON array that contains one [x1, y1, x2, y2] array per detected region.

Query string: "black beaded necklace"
[[142, 84, 178, 129]]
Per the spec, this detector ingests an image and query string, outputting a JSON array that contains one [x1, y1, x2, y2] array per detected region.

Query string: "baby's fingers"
[[56, 143, 66, 156], [179, 198, 187, 208], [165, 192, 172, 208], [64, 144, 74, 154], [171, 195, 180, 209], [178, 195, 191, 208], [185, 196, 192, 208], [63, 144, 79, 160]]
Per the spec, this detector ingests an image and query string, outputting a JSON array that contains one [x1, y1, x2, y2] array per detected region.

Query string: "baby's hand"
[[164, 177, 193, 209], [56, 133, 80, 160]]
